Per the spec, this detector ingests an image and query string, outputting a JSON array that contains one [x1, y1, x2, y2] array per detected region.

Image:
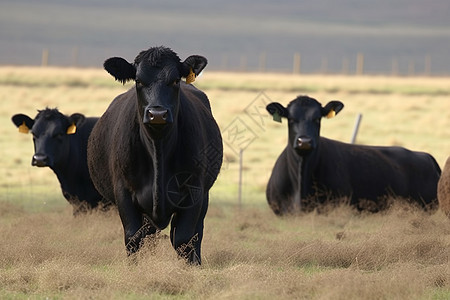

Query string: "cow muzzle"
[[294, 137, 312, 151], [32, 154, 49, 167], [146, 107, 170, 125]]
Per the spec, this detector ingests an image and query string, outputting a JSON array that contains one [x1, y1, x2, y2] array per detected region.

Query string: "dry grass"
[[0, 201, 449, 299], [1, 67, 450, 298]]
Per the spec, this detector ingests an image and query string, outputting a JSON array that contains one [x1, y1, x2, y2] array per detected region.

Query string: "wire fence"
[[36, 48, 447, 77]]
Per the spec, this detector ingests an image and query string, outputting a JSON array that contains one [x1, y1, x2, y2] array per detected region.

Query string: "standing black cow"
[[12, 108, 111, 214], [87, 46, 222, 264], [266, 95, 441, 215]]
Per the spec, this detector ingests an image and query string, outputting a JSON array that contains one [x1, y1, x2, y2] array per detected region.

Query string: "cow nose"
[[297, 137, 312, 150], [32, 154, 49, 167], [148, 108, 168, 125]]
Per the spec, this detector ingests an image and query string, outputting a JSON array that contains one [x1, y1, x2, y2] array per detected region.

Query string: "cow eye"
[[135, 79, 143, 88], [171, 79, 180, 86], [54, 132, 64, 139]]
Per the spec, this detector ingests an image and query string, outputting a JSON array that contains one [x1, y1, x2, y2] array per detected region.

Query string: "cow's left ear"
[[12, 114, 34, 134], [181, 55, 208, 83], [266, 102, 288, 123], [104, 57, 136, 84], [322, 101, 344, 119], [66, 113, 85, 135]]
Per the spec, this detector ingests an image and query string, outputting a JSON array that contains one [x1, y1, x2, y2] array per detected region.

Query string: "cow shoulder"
[[180, 82, 212, 112]]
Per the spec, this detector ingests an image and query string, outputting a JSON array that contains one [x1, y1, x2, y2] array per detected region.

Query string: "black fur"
[[266, 96, 440, 215], [12, 108, 112, 215], [88, 46, 222, 264]]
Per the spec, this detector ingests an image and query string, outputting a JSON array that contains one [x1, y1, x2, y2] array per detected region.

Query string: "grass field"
[[0, 67, 449, 299]]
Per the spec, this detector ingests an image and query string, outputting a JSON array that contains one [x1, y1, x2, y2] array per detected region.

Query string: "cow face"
[[267, 96, 344, 155], [12, 109, 85, 168], [103, 46, 207, 138]]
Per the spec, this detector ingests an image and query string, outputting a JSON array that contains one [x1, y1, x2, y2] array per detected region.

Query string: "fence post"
[[41, 49, 49, 67], [424, 54, 431, 76], [259, 52, 266, 72], [293, 52, 301, 74], [351, 114, 363, 144], [408, 60, 415, 76], [71, 47, 79, 67], [321, 57, 328, 74], [356, 53, 364, 75], [391, 58, 399, 76], [239, 55, 247, 72]]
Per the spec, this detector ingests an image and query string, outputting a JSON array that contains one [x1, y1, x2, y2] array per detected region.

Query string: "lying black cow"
[[12, 108, 111, 214], [87, 46, 222, 264], [266, 95, 441, 215]]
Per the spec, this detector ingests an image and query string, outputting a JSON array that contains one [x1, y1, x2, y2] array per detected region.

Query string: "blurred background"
[[1, 0, 450, 75]]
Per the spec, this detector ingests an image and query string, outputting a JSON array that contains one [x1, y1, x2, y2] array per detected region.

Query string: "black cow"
[[12, 108, 111, 214], [266, 95, 441, 215], [437, 156, 450, 217], [87, 46, 223, 264]]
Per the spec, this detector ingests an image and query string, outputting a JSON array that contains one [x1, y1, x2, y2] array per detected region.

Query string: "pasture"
[[0, 67, 449, 299]]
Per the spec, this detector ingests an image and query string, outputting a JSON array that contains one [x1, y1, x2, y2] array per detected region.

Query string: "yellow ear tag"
[[326, 109, 336, 119], [18, 121, 29, 134], [66, 123, 76, 135], [186, 68, 196, 84]]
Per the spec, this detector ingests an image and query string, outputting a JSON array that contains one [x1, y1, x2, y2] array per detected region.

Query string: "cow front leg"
[[125, 215, 159, 255], [115, 186, 157, 255], [170, 200, 207, 264]]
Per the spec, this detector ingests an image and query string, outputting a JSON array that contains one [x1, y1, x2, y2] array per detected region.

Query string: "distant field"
[[0, 67, 449, 299], [0, 66, 449, 208]]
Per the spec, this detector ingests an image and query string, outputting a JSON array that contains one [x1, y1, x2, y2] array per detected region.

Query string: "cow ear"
[[181, 55, 208, 84], [104, 57, 136, 84], [12, 114, 34, 134], [66, 113, 85, 135], [266, 102, 288, 123], [322, 101, 344, 119]]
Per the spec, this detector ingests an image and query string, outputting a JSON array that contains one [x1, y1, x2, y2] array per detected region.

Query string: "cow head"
[[103, 46, 207, 138], [266, 96, 344, 155], [12, 109, 85, 168]]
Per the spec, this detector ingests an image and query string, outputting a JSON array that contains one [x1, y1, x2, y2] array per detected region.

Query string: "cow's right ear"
[[181, 55, 208, 84], [266, 102, 288, 123], [12, 114, 34, 134], [103, 57, 136, 84], [322, 101, 344, 119], [66, 113, 86, 135]]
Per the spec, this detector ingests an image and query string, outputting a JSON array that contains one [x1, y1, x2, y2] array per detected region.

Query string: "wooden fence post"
[[356, 53, 364, 75], [240, 55, 247, 72], [293, 52, 301, 74], [320, 57, 328, 74], [71, 47, 79, 67], [391, 58, 399, 76], [41, 49, 49, 67], [424, 55, 431, 76], [408, 60, 415, 76], [259, 52, 266, 72]]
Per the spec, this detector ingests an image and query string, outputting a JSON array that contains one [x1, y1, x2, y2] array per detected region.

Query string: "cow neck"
[[287, 140, 320, 210], [139, 122, 179, 220], [51, 138, 80, 194]]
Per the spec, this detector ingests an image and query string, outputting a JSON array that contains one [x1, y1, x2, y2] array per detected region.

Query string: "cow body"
[[12, 109, 110, 214], [266, 96, 440, 215], [438, 156, 450, 217], [88, 47, 222, 264]]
